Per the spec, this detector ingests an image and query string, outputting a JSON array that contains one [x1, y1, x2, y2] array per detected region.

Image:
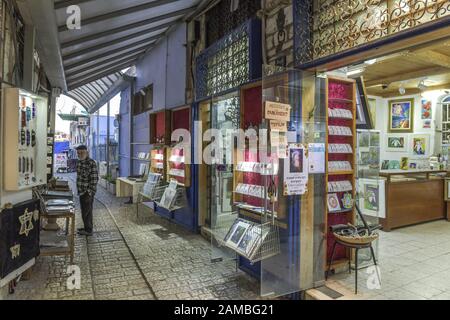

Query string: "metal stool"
[[326, 239, 378, 294]]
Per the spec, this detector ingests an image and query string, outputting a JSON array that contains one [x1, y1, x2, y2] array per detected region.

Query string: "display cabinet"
[[150, 148, 166, 178], [325, 76, 357, 270], [166, 146, 190, 187], [2, 88, 48, 191], [149, 110, 171, 145]]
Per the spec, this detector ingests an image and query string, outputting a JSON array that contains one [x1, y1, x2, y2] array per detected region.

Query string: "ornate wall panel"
[[294, 0, 450, 66], [196, 19, 261, 100], [205, 0, 261, 48]]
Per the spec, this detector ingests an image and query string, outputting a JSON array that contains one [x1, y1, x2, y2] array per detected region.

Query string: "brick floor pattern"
[[6, 174, 260, 300]]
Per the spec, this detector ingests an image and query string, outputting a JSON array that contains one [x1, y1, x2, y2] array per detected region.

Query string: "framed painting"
[[357, 178, 386, 218], [411, 134, 430, 157], [388, 98, 414, 133], [386, 134, 408, 152]]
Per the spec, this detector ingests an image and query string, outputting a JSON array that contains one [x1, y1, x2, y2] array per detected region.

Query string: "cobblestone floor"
[[7, 174, 260, 300]]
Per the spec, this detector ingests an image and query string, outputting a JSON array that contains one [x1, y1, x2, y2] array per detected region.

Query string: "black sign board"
[[0, 199, 40, 279]]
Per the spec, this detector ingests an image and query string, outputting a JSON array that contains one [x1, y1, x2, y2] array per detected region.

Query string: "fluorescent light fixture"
[[347, 68, 364, 76]]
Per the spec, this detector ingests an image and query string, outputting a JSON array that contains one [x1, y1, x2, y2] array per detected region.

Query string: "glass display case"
[[2, 88, 48, 191], [356, 130, 381, 268], [209, 65, 327, 297]]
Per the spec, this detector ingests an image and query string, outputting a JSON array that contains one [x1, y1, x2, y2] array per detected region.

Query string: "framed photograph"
[[358, 178, 386, 218], [327, 193, 341, 212], [388, 98, 414, 132], [225, 219, 252, 250], [411, 134, 430, 157], [358, 131, 370, 148], [386, 134, 408, 152], [381, 160, 390, 170]]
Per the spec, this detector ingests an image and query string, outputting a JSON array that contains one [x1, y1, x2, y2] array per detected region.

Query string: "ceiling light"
[[365, 59, 377, 65], [418, 79, 428, 91], [399, 85, 406, 95]]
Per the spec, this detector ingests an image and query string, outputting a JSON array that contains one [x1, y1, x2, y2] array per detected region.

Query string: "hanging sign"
[[270, 120, 288, 132], [265, 101, 291, 122], [308, 143, 325, 174], [283, 144, 309, 195]]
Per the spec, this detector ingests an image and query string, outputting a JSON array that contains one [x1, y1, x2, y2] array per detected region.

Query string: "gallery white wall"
[[369, 90, 448, 164]]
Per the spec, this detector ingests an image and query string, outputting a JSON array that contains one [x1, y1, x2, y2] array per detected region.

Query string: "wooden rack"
[[325, 76, 357, 272]]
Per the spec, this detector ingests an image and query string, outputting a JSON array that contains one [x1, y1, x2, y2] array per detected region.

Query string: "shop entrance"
[[315, 36, 450, 299]]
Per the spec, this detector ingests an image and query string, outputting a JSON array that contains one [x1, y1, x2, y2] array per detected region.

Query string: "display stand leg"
[[326, 241, 338, 280], [370, 245, 381, 285], [355, 248, 359, 295]]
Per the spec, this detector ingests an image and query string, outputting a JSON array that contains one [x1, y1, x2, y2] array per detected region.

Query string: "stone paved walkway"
[[6, 174, 260, 300]]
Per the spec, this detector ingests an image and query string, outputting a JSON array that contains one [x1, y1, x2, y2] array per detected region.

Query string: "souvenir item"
[[342, 193, 353, 209], [327, 193, 341, 212]]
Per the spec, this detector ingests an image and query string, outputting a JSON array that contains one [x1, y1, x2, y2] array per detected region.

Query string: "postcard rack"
[[213, 216, 280, 265], [154, 184, 188, 212]]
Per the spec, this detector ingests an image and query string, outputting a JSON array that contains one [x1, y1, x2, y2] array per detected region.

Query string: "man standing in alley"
[[76, 145, 99, 236]]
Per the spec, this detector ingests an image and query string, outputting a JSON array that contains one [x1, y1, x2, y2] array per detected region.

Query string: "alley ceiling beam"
[[66, 54, 142, 79], [68, 62, 134, 89], [61, 19, 174, 49], [58, 0, 180, 32], [68, 59, 136, 84], [62, 33, 160, 60], [54, 0, 95, 10], [58, 7, 193, 45], [64, 45, 148, 70]]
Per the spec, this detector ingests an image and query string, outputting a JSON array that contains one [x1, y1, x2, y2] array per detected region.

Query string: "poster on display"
[[357, 178, 386, 218], [0, 199, 40, 282], [270, 132, 288, 159], [264, 101, 291, 122], [308, 143, 325, 174], [421, 99, 432, 120], [283, 144, 308, 195]]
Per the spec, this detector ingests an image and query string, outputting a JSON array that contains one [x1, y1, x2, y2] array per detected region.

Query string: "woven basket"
[[334, 232, 379, 245]]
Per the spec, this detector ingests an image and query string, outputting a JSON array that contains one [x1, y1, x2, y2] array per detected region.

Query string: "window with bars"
[[196, 19, 261, 100]]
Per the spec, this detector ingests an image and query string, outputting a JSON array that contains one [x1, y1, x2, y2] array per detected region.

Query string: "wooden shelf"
[[325, 76, 357, 274], [328, 171, 354, 175]]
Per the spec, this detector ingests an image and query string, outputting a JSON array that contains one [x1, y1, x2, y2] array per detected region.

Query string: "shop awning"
[[17, 0, 209, 110], [58, 113, 89, 122]]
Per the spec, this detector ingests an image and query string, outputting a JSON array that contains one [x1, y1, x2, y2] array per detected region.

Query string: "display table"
[[116, 178, 145, 203], [379, 169, 448, 231]]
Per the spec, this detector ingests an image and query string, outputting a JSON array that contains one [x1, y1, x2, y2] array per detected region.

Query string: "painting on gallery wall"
[[421, 99, 432, 120], [386, 134, 408, 152], [388, 98, 414, 133], [411, 134, 430, 157]]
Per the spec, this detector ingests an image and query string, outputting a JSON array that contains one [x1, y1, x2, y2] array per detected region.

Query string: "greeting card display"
[[327, 193, 341, 212]]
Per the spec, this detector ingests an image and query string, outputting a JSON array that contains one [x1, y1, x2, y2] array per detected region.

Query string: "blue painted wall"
[[135, 23, 187, 111]]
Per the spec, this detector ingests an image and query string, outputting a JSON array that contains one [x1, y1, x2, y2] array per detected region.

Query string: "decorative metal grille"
[[196, 20, 252, 100], [294, 0, 450, 66], [205, 0, 261, 48]]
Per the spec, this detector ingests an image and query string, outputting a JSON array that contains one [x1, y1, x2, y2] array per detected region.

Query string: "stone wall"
[[264, 0, 294, 68]]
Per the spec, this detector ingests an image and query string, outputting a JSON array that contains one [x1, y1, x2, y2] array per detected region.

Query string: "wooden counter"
[[379, 170, 448, 231]]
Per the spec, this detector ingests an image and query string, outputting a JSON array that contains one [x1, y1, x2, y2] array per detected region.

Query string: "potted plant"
[[107, 176, 116, 195], [100, 175, 108, 189]]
